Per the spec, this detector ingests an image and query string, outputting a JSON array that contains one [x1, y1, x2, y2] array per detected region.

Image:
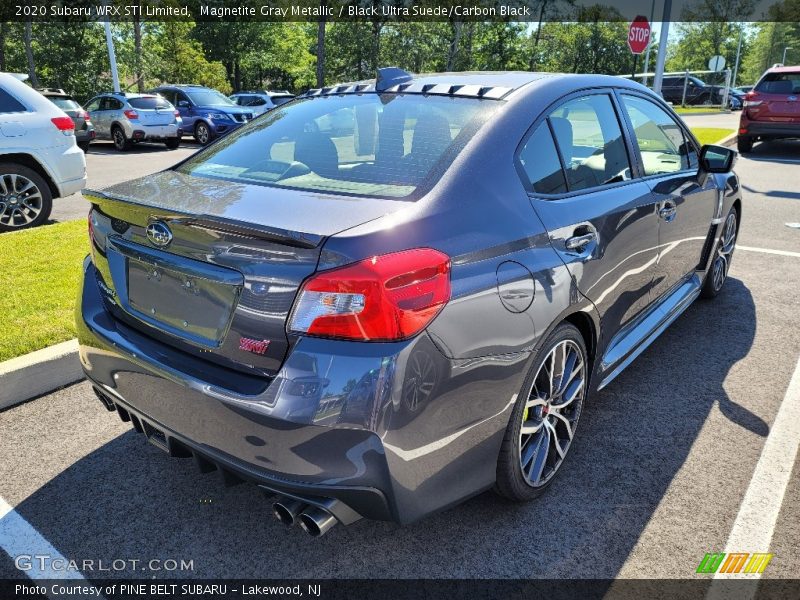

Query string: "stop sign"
[[628, 16, 651, 55]]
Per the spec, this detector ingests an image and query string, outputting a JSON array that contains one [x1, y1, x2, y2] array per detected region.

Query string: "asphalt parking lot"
[[1, 138, 799, 581]]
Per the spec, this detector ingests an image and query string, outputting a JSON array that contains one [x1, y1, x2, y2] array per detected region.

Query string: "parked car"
[[660, 75, 729, 106], [83, 92, 182, 151], [38, 88, 95, 152], [78, 68, 741, 536], [738, 65, 800, 153], [150, 84, 254, 144], [230, 90, 295, 116], [726, 87, 745, 110], [736, 85, 754, 94], [0, 73, 86, 231]]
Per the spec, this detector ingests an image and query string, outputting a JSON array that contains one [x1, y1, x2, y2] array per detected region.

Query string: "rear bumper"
[[77, 256, 518, 524], [131, 123, 180, 141], [739, 119, 800, 138]]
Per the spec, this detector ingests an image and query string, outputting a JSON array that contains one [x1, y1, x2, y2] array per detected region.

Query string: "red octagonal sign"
[[628, 16, 651, 55]]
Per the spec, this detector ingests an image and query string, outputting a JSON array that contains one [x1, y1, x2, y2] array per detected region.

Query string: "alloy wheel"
[[712, 211, 737, 292], [196, 124, 210, 144], [113, 128, 127, 150], [519, 339, 586, 488], [0, 173, 44, 228]]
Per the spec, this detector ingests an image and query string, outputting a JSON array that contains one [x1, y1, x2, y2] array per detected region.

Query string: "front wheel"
[[0, 163, 53, 232], [701, 208, 738, 299], [495, 322, 588, 501], [194, 122, 212, 145]]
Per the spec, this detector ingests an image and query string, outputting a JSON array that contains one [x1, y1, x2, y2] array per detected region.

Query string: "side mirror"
[[699, 144, 737, 174], [177, 100, 189, 108]]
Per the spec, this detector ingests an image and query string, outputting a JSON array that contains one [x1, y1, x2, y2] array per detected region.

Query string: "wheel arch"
[[0, 153, 59, 199], [562, 311, 597, 369]]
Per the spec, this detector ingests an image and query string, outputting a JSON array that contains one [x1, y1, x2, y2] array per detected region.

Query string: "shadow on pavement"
[[4, 279, 757, 579], [86, 141, 198, 156]]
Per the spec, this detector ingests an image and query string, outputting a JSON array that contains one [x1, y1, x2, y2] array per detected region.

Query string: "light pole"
[[653, 0, 672, 96], [783, 47, 793, 65]]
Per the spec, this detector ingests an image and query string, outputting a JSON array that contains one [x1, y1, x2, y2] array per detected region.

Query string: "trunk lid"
[[86, 170, 409, 376], [137, 107, 176, 126]]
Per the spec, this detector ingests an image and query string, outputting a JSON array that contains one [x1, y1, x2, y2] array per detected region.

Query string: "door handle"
[[565, 232, 597, 251], [659, 202, 677, 221]]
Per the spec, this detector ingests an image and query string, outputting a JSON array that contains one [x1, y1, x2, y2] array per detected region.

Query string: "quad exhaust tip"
[[298, 507, 338, 538], [272, 496, 339, 536], [272, 499, 307, 526]]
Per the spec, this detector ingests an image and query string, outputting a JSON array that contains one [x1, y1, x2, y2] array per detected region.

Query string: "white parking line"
[[737, 245, 800, 259], [0, 496, 104, 598], [707, 352, 800, 596]]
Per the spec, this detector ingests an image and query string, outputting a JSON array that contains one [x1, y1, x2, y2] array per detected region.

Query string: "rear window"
[[176, 94, 496, 199], [128, 96, 172, 110], [48, 97, 81, 110], [756, 72, 800, 94]]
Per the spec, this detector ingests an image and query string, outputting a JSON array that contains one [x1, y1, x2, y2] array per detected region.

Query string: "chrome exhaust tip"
[[298, 507, 338, 537], [272, 499, 307, 526]]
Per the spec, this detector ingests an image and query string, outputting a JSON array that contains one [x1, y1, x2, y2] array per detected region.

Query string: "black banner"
[[2, 0, 799, 23], [3, 579, 800, 600]]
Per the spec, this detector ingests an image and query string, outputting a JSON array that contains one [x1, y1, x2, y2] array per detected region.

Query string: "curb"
[[719, 132, 738, 147], [0, 340, 83, 411]]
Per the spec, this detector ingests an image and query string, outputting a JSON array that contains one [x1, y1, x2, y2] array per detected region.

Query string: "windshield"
[[187, 89, 235, 106], [49, 97, 80, 110], [128, 96, 172, 110], [176, 93, 496, 199]]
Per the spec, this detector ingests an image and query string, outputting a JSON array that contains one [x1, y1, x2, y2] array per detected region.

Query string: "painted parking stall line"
[[0, 496, 104, 599], [706, 352, 800, 598], [737, 246, 800, 259]]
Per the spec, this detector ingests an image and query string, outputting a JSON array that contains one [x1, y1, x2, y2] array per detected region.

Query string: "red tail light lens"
[[124, 109, 139, 120], [51, 116, 74, 133], [174, 110, 180, 117], [289, 248, 451, 341], [82, 111, 91, 121], [743, 91, 762, 107]]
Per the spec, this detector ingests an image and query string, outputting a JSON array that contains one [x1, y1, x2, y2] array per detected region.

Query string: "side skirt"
[[596, 273, 702, 390]]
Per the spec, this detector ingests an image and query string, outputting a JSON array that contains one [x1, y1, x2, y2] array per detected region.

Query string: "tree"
[[24, 20, 39, 87]]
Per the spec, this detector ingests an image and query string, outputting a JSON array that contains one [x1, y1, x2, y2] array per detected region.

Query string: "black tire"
[[112, 126, 131, 151], [78, 142, 90, 153], [701, 208, 738, 299], [165, 137, 181, 150], [0, 163, 53, 232], [737, 136, 753, 153], [194, 122, 212, 145], [495, 322, 588, 502]]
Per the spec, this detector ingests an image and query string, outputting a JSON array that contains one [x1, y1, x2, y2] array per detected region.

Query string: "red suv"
[[738, 65, 800, 153]]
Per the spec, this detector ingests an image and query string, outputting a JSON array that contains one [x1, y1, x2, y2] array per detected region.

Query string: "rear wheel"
[[194, 122, 212, 145], [737, 136, 753, 153], [112, 126, 131, 151], [495, 322, 588, 501], [165, 137, 180, 150], [0, 163, 53, 232], [701, 208, 738, 299], [78, 141, 90, 153]]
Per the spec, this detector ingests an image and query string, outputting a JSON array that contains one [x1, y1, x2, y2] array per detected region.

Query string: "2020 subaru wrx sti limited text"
[[77, 69, 741, 536]]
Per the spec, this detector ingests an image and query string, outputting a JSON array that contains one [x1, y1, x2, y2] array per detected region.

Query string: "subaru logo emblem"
[[789, 96, 798, 102], [146, 221, 172, 247]]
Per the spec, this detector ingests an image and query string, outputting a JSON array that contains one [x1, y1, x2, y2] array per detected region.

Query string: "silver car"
[[84, 93, 183, 151], [230, 90, 295, 116]]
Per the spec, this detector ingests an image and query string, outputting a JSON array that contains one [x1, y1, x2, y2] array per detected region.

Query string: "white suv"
[[0, 73, 87, 231]]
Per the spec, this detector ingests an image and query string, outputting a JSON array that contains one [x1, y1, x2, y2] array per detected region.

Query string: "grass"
[[0, 220, 88, 361], [690, 127, 736, 145], [674, 106, 728, 115]]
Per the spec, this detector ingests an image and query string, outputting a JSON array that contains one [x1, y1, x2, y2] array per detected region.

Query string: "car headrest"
[[410, 112, 452, 159], [294, 133, 339, 178]]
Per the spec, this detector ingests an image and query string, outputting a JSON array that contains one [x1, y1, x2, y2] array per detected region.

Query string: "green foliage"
[[740, 17, 800, 85]]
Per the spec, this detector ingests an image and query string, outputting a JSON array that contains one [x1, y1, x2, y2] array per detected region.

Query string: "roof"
[[767, 65, 800, 73], [302, 68, 552, 100]]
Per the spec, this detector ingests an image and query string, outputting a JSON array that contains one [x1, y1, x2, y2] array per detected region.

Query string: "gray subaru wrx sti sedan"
[[77, 68, 741, 536]]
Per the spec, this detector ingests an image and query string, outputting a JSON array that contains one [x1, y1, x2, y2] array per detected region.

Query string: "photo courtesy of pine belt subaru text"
[[77, 68, 742, 536]]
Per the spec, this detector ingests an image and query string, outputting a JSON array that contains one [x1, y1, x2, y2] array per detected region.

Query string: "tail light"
[[51, 116, 74, 135], [124, 109, 139, 120], [743, 91, 762, 107], [174, 110, 180, 117], [81, 111, 91, 122], [289, 248, 451, 341]]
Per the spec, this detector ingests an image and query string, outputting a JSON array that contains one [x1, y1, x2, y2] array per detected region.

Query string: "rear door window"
[[548, 94, 632, 191], [621, 95, 698, 175], [518, 123, 567, 194]]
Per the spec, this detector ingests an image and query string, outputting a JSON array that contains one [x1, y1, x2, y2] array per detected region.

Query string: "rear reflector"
[[289, 248, 451, 341]]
